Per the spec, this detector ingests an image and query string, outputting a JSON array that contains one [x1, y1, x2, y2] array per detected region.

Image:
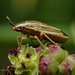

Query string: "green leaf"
[[20, 45, 26, 50], [27, 47, 36, 59], [16, 67, 36, 75], [21, 45, 29, 58], [44, 42, 48, 47], [41, 48, 49, 56], [51, 45, 66, 63], [21, 71, 32, 75], [8, 54, 18, 65], [39, 42, 48, 50], [26, 61, 38, 73], [64, 50, 69, 57], [34, 51, 42, 64], [15, 68, 25, 74], [15, 62, 38, 74]]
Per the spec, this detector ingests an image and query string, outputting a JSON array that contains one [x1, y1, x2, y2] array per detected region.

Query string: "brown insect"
[[6, 16, 69, 49]]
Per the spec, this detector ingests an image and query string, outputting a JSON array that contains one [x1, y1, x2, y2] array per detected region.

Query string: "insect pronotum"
[[6, 16, 69, 49]]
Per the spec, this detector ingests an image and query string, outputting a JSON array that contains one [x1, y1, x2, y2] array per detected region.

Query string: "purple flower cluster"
[[9, 49, 19, 56]]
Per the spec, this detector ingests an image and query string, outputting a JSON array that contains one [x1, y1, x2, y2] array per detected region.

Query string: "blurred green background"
[[0, 0, 75, 72]]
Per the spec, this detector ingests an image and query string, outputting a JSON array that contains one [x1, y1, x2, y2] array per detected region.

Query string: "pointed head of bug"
[[6, 16, 20, 31], [12, 23, 25, 32]]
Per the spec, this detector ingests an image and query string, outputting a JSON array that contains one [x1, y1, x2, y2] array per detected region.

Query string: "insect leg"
[[34, 36, 45, 49], [29, 37, 35, 45], [16, 36, 22, 46], [40, 33, 57, 45], [27, 35, 35, 45], [16, 36, 28, 50]]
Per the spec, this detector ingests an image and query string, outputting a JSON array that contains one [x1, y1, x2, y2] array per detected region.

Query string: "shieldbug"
[[6, 16, 69, 49]]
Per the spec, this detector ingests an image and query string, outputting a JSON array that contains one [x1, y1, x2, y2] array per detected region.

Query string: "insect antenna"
[[6, 16, 16, 28]]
